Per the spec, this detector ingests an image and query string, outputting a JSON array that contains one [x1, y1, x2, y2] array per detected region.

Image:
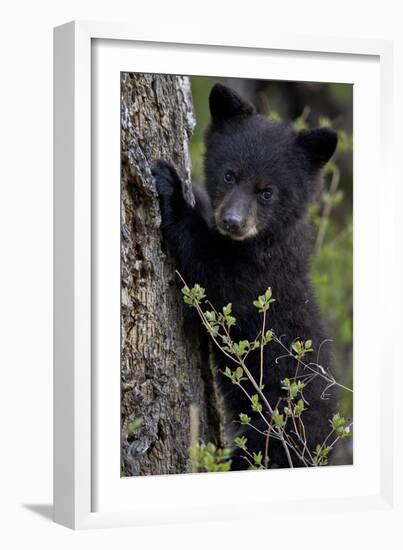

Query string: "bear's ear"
[[296, 128, 338, 170], [209, 83, 255, 127]]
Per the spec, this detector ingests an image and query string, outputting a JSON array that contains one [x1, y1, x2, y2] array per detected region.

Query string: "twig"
[[259, 309, 267, 390], [273, 335, 353, 394], [315, 165, 340, 253]]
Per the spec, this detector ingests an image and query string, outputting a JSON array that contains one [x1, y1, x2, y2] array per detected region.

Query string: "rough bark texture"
[[121, 73, 222, 476]]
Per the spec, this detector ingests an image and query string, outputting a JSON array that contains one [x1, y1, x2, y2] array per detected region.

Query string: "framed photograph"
[[54, 21, 397, 529]]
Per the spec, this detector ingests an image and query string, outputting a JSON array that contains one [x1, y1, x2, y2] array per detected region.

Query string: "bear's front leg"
[[152, 159, 188, 226], [152, 159, 212, 289]]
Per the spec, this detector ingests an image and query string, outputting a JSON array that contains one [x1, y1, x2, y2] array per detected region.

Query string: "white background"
[[0, 0, 402, 548]]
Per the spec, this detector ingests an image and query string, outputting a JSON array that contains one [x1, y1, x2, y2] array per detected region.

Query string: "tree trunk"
[[121, 73, 222, 476]]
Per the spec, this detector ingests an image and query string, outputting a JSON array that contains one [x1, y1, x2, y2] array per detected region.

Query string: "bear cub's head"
[[204, 83, 338, 241]]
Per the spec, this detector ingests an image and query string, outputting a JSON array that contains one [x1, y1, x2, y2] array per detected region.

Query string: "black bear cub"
[[153, 83, 338, 470]]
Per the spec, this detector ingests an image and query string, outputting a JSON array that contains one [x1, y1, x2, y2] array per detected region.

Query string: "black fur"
[[153, 83, 339, 470]]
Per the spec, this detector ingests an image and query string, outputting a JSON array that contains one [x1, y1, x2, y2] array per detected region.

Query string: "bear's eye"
[[261, 188, 273, 201], [224, 170, 236, 184]]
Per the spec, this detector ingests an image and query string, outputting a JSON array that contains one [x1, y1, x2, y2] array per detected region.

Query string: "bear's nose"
[[223, 212, 243, 232]]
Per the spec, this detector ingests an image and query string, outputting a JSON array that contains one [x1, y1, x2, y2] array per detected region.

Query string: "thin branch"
[[259, 309, 266, 389], [315, 165, 340, 253]]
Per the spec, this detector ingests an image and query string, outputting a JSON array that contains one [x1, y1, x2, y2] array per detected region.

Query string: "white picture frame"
[[54, 20, 399, 530]]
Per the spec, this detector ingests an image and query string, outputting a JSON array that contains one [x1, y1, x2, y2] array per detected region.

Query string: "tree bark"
[[121, 73, 222, 476]]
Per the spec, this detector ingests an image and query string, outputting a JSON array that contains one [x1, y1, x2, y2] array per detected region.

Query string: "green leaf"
[[237, 340, 250, 356], [239, 413, 251, 424], [329, 412, 352, 438], [234, 436, 248, 451], [181, 283, 206, 306], [252, 451, 263, 466], [205, 310, 217, 323], [263, 330, 273, 345], [226, 315, 236, 327], [292, 341, 303, 354], [265, 287, 272, 301], [272, 409, 285, 429], [313, 444, 332, 466], [250, 340, 261, 350], [251, 394, 263, 414], [234, 366, 244, 382], [189, 442, 232, 472], [294, 399, 306, 417]]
